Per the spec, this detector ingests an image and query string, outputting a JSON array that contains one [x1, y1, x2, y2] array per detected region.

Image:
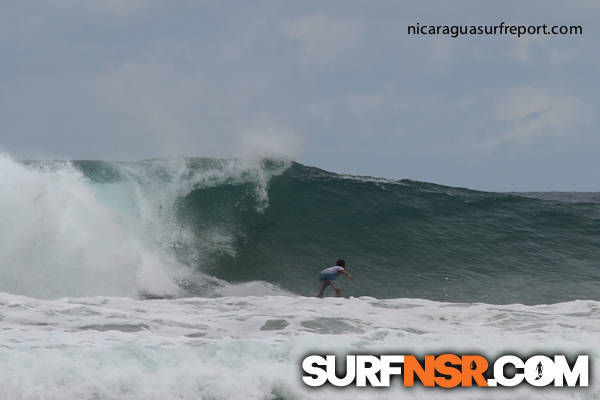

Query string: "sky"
[[0, 0, 598, 191]]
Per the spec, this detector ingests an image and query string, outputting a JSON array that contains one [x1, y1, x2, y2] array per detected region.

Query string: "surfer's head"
[[336, 259, 345, 267]]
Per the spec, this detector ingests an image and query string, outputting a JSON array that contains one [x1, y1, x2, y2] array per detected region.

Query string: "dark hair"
[[336, 259, 345, 267]]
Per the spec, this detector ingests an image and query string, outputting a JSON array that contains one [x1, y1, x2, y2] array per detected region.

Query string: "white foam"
[[210, 280, 293, 297], [0, 155, 289, 299], [0, 154, 184, 298], [0, 293, 597, 399]]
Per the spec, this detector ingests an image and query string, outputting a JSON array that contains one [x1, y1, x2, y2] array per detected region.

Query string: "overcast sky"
[[0, 0, 598, 191]]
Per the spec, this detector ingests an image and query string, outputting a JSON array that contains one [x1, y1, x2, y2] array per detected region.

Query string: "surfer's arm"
[[341, 270, 353, 280]]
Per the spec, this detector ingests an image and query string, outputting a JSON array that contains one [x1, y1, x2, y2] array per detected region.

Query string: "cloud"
[[307, 90, 414, 122], [423, 36, 467, 66], [283, 11, 363, 64], [237, 129, 301, 161], [510, 35, 581, 65], [87, 60, 193, 154], [38, 0, 164, 17], [1, 0, 598, 190], [511, 36, 546, 63], [478, 87, 587, 150], [81, 50, 297, 160]]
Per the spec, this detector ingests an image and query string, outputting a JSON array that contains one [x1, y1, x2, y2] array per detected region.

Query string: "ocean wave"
[[1, 154, 599, 303]]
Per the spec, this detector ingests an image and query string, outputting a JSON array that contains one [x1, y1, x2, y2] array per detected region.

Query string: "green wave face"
[[26, 158, 600, 303], [174, 162, 600, 304]]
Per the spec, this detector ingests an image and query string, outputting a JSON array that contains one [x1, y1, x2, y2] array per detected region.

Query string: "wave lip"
[[0, 154, 289, 299]]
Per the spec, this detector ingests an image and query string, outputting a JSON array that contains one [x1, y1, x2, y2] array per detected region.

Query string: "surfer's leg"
[[314, 281, 328, 298], [330, 280, 342, 297]]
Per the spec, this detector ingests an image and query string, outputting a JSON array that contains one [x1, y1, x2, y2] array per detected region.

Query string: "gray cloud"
[[0, 0, 597, 190]]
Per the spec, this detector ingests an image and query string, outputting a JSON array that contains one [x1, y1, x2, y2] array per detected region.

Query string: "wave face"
[[1, 155, 599, 303]]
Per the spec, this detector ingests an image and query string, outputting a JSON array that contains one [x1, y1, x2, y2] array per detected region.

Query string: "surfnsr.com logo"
[[302, 354, 589, 388]]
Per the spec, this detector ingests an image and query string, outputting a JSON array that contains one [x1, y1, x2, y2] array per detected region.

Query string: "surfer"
[[535, 361, 543, 380], [314, 259, 353, 298]]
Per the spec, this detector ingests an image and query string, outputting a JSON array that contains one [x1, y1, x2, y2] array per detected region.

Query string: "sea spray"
[[0, 154, 185, 298]]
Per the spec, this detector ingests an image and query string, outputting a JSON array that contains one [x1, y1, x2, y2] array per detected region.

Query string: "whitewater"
[[1, 294, 598, 399], [0, 154, 598, 399]]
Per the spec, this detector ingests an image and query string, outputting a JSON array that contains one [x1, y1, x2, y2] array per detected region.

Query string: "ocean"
[[0, 154, 598, 399]]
